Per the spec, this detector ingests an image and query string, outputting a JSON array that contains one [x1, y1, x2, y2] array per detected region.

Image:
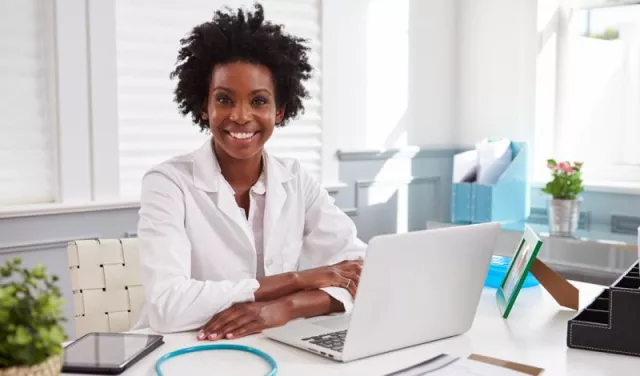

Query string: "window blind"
[[0, 0, 56, 205], [115, 0, 322, 199]]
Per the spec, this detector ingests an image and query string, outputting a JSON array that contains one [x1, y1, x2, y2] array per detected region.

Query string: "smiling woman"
[[205, 63, 280, 162], [133, 3, 367, 341]]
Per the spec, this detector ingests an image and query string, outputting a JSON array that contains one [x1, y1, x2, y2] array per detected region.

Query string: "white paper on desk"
[[476, 138, 512, 185], [453, 150, 478, 183], [386, 354, 527, 376], [433, 358, 528, 376]]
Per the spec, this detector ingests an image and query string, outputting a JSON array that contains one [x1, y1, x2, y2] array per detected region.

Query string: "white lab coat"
[[133, 140, 367, 333]]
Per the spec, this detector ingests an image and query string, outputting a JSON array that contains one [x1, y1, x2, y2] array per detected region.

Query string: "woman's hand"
[[296, 259, 363, 297], [198, 299, 294, 341]]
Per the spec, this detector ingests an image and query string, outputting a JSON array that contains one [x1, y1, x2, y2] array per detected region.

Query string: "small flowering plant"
[[541, 159, 584, 200]]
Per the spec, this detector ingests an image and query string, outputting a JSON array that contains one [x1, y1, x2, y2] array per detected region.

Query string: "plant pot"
[[547, 199, 580, 237], [0, 354, 62, 376]]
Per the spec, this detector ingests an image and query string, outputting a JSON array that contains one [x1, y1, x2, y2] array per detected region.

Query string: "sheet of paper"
[[475, 138, 512, 185], [386, 354, 528, 376], [453, 150, 478, 183], [433, 358, 528, 376]]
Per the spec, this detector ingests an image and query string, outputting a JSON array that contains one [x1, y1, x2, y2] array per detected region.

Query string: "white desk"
[[64, 282, 639, 376]]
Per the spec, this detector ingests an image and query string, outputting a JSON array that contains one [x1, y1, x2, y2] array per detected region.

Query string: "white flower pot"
[[548, 199, 580, 237]]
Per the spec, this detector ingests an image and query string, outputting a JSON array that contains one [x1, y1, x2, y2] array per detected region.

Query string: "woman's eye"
[[216, 95, 231, 104], [252, 97, 267, 106]]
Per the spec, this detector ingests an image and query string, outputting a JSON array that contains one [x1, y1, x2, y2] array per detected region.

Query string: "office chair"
[[67, 238, 144, 338]]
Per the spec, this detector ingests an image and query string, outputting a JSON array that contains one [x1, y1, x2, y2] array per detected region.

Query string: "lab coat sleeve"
[[300, 167, 367, 314], [138, 169, 260, 333]]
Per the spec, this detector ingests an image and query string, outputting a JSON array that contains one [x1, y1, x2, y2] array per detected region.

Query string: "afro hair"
[[170, 3, 313, 130]]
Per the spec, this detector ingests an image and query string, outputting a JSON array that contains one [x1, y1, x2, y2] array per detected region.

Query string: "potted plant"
[[0, 258, 67, 376], [541, 159, 584, 237]]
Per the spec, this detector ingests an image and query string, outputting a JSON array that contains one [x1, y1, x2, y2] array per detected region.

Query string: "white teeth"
[[229, 132, 256, 140]]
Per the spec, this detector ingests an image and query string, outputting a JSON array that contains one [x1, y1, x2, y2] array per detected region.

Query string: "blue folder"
[[451, 142, 530, 224]]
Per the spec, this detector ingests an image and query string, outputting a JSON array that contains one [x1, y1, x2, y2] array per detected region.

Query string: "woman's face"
[[204, 61, 284, 161]]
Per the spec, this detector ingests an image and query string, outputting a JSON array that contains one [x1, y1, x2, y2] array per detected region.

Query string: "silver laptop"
[[263, 222, 501, 362]]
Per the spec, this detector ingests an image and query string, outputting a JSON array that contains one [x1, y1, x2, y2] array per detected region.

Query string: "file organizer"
[[451, 142, 530, 224], [567, 261, 640, 357]]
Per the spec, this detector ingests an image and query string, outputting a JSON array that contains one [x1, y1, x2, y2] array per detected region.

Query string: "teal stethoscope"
[[155, 344, 278, 376]]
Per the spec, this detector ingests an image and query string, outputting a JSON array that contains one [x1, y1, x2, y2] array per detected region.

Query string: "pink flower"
[[558, 162, 573, 174]]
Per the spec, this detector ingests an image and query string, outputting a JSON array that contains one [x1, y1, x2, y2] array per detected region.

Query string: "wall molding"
[[336, 147, 463, 161], [0, 200, 140, 219], [344, 176, 441, 217], [611, 215, 640, 235], [0, 236, 99, 254]]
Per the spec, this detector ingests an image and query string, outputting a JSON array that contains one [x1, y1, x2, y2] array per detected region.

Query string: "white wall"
[[327, 0, 540, 152], [325, 0, 458, 151], [456, 0, 538, 147], [322, 0, 370, 154], [407, 0, 458, 147]]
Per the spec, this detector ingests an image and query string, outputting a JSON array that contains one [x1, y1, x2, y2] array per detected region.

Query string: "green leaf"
[[11, 326, 32, 346], [0, 308, 9, 322], [31, 265, 46, 280], [49, 326, 67, 344], [0, 257, 66, 367]]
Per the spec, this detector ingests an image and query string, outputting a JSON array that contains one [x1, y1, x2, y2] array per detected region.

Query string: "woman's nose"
[[229, 102, 252, 124]]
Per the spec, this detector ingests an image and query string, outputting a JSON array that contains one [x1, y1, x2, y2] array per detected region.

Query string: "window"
[[115, 0, 322, 198], [0, 0, 56, 205], [555, 0, 640, 183]]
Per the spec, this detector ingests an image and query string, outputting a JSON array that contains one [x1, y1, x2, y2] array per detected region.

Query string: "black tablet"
[[62, 332, 164, 374]]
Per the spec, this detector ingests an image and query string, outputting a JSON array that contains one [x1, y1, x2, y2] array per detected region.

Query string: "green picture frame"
[[496, 225, 543, 318]]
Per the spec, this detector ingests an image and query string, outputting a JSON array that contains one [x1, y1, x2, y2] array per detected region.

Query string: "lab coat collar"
[[192, 139, 294, 264], [192, 140, 220, 193], [192, 139, 294, 192]]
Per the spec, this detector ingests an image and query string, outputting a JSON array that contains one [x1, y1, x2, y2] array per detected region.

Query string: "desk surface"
[[63, 282, 639, 376]]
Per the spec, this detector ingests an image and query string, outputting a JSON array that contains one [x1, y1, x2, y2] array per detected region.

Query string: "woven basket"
[[0, 355, 62, 376]]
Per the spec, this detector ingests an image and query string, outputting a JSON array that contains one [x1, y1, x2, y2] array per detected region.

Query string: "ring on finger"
[[346, 279, 352, 289]]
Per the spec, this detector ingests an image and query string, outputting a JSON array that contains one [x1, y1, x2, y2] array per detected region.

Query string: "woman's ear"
[[275, 107, 285, 125], [201, 99, 209, 120]]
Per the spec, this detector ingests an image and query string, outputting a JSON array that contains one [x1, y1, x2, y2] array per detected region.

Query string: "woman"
[[134, 4, 367, 341]]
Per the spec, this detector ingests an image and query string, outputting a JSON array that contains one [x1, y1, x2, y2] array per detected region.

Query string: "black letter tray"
[[567, 261, 640, 357]]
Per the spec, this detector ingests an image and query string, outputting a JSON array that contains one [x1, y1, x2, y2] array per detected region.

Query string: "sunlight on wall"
[[537, 0, 558, 32], [363, 0, 411, 233], [366, 157, 414, 234], [620, 25, 640, 166], [534, 0, 559, 181], [556, 6, 640, 182], [569, 38, 625, 165], [365, 0, 409, 149]]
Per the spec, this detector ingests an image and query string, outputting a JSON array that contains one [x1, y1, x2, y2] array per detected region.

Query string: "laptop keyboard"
[[302, 330, 347, 353]]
